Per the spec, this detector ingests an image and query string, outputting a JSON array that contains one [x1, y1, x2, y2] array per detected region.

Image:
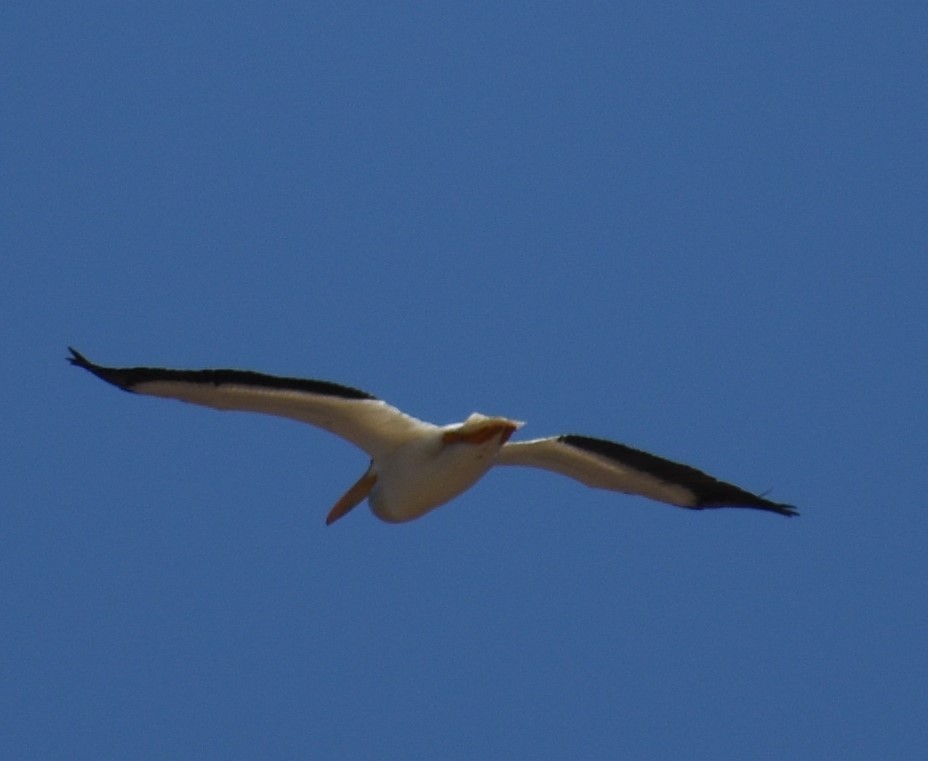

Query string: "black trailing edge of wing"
[[559, 434, 798, 517], [67, 347, 379, 402]]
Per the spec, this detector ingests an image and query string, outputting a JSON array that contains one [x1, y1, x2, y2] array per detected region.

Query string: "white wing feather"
[[496, 437, 696, 506], [68, 349, 431, 459], [497, 435, 796, 515]]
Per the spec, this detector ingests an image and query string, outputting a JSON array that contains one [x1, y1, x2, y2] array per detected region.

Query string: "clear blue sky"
[[3, 2, 927, 758]]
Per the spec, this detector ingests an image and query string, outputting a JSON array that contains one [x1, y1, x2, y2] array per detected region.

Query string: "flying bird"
[[68, 348, 796, 524]]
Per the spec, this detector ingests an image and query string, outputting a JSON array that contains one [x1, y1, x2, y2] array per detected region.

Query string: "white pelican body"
[[68, 349, 796, 523], [369, 414, 520, 522]]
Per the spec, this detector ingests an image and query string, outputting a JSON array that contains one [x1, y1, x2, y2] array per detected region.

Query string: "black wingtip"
[[691, 492, 798, 518], [694, 488, 799, 518], [736, 499, 798, 518], [67, 346, 91, 368], [688, 488, 798, 518], [559, 434, 798, 518], [67, 348, 381, 401], [746, 487, 799, 517], [67, 347, 137, 392]]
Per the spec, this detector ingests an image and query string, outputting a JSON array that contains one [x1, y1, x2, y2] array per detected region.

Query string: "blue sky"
[[3, 2, 927, 758]]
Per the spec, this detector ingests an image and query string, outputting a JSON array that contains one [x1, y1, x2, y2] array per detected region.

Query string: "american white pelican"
[[68, 348, 796, 523]]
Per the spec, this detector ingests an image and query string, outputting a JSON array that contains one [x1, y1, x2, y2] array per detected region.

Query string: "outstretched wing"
[[68, 348, 432, 458], [496, 434, 796, 516]]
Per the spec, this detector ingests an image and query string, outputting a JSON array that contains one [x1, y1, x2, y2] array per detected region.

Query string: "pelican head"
[[442, 413, 524, 446]]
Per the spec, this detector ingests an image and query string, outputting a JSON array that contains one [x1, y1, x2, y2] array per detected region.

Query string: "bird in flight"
[[68, 348, 796, 524]]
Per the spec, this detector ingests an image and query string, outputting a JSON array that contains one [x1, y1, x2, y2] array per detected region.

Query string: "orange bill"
[[442, 422, 518, 446]]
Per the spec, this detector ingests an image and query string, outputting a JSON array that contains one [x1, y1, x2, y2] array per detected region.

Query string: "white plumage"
[[69, 348, 796, 523]]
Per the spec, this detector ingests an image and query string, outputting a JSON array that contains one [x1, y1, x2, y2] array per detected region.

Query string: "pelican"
[[68, 348, 796, 523]]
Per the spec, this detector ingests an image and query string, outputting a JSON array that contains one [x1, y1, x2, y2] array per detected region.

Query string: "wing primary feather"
[[558, 434, 797, 516], [67, 348, 429, 458], [67, 347, 377, 401], [497, 433, 797, 517]]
